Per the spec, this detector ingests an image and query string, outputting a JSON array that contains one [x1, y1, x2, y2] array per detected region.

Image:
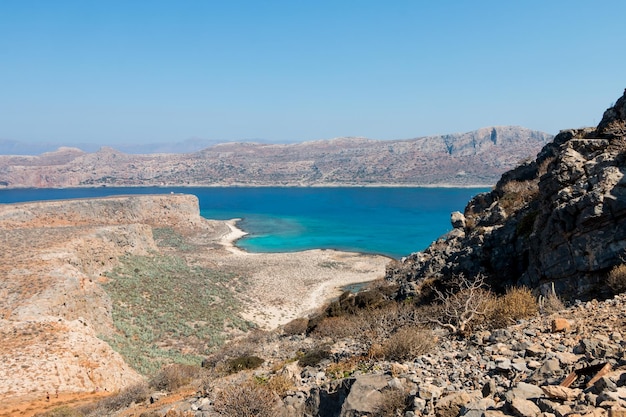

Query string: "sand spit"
[[213, 219, 390, 329]]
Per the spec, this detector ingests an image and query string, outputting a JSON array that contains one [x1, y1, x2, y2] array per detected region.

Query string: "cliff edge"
[[387, 89, 626, 301]]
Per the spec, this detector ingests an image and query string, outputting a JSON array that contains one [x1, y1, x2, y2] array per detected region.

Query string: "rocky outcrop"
[[0, 126, 551, 188], [386, 90, 626, 301], [162, 293, 626, 417]]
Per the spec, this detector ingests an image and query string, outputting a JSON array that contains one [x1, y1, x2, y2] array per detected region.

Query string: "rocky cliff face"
[[0, 126, 551, 188], [387, 90, 626, 301]]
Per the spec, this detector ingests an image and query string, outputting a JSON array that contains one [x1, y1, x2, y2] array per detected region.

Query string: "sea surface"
[[0, 187, 488, 258]]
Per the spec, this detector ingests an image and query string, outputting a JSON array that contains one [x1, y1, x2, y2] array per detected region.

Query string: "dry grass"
[[487, 286, 538, 329]]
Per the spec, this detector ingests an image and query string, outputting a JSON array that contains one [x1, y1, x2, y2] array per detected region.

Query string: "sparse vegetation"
[[152, 227, 196, 251], [102, 253, 251, 375], [374, 388, 410, 417]]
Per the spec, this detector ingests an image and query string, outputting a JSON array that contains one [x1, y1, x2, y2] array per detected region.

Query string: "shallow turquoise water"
[[0, 187, 488, 258]]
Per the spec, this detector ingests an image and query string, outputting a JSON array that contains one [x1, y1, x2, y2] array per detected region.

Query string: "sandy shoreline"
[[214, 219, 391, 329]]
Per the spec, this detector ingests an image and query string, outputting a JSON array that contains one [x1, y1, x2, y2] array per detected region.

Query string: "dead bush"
[[374, 388, 409, 417], [213, 382, 278, 417], [487, 286, 538, 329], [381, 326, 435, 361], [429, 274, 495, 335], [608, 264, 626, 294], [538, 284, 565, 315]]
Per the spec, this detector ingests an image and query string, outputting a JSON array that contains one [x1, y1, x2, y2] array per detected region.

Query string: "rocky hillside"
[[0, 126, 551, 188], [387, 89, 626, 301]]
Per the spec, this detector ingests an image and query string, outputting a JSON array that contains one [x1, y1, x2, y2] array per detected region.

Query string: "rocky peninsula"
[[0, 194, 388, 415]]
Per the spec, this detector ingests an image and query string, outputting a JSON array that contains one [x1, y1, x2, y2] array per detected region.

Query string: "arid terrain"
[[0, 194, 389, 416], [0, 126, 551, 188]]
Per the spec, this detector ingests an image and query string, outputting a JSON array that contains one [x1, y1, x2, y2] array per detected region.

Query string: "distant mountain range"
[[0, 126, 552, 188]]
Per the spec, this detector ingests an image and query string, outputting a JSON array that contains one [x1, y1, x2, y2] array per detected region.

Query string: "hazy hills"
[[0, 126, 552, 188]]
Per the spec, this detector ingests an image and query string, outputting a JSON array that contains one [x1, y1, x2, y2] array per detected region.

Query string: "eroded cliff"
[[387, 89, 626, 301]]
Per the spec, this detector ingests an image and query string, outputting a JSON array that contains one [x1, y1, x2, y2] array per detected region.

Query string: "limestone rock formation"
[[386, 89, 626, 301], [0, 126, 551, 188]]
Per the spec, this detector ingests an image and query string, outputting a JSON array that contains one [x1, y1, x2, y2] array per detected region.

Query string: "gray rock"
[[509, 397, 541, 417]]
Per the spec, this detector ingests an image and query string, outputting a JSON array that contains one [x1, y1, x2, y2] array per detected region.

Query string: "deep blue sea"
[[0, 187, 488, 258]]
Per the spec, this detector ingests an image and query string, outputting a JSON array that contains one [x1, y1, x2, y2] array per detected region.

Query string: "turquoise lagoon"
[[0, 187, 488, 258]]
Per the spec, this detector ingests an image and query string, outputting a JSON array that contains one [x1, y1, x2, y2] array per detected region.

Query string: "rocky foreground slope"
[[387, 90, 626, 302], [0, 126, 550, 188]]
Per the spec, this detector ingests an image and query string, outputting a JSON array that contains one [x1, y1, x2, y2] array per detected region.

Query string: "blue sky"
[[1, 1, 625, 147]]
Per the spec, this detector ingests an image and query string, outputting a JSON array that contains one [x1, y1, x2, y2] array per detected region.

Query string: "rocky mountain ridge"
[[386, 90, 626, 301], [0, 126, 551, 188]]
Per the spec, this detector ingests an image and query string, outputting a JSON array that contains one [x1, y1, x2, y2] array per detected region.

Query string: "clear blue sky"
[[1, 0, 624, 146]]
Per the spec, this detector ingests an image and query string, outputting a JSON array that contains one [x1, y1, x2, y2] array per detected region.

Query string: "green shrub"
[[225, 355, 264, 374], [298, 348, 331, 367]]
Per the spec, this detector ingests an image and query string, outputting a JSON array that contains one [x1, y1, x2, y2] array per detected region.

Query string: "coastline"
[[214, 218, 390, 330]]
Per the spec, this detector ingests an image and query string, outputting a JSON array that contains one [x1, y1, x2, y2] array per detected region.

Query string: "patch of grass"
[[102, 253, 251, 375]]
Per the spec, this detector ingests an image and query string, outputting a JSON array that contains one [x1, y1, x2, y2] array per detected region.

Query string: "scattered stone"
[[552, 318, 572, 333]]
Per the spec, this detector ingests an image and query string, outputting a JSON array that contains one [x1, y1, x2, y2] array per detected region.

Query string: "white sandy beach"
[[214, 219, 391, 329]]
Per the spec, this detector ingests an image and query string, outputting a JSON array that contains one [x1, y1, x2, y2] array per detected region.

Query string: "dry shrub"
[[150, 363, 204, 392], [282, 317, 308, 336], [311, 315, 363, 340], [381, 326, 435, 361], [213, 382, 278, 417], [374, 388, 409, 417], [487, 286, 538, 329], [266, 374, 293, 397], [608, 264, 626, 294], [87, 382, 150, 416]]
